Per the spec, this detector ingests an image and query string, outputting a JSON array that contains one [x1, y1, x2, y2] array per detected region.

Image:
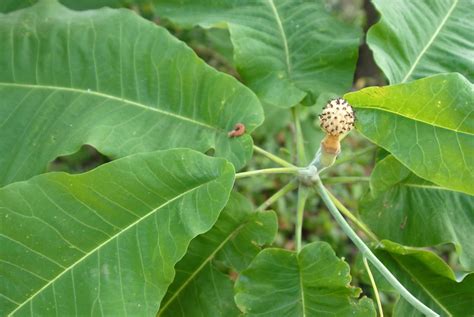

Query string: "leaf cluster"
[[0, 0, 473, 316]]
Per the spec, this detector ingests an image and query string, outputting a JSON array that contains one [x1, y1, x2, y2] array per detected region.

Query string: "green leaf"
[[361, 154, 474, 270], [253, 102, 292, 137], [367, 155, 411, 194], [345, 73, 474, 195], [367, 0, 474, 84], [234, 242, 375, 316], [206, 28, 234, 63], [0, 149, 235, 316], [158, 193, 278, 316], [0, 0, 124, 13], [0, 0, 263, 186], [0, 0, 36, 13], [155, 0, 361, 108], [376, 240, 474, 316]]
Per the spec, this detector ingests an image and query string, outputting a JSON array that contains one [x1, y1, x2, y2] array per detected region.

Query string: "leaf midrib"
[[8, 177, 219, 315], [401, 182, 462, 193], [355, 105, 473, 136], [297, 256, 307, 317], [0, 82, 218, 131], [267, 0, 291, 77], [401, 0, 459, 83]]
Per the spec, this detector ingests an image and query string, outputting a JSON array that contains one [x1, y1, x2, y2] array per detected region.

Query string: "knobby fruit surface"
[[319, 98, 355, 136]]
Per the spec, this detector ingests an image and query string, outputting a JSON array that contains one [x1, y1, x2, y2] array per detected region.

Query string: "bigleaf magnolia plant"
[[1, 0, 473, 316]]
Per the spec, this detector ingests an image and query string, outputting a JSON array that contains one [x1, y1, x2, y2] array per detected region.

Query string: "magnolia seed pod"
[[318, 98, 355, 137]]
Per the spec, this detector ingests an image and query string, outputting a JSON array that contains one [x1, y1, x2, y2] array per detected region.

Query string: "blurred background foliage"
[[42, 0, 462, 314]]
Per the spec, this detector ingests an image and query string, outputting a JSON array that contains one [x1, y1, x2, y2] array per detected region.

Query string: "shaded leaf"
[[361, 154, 474, 270], [367, 0, 474, 84], [0, 0, 263, 186], [0, 149, 234, 316], [192, 28, 235, 68], [0, 0, 35, 13], [234, 242, 375, 316], [376, 240, 474, 317], [345, 73, 474, 195], [253, 102, 292, 137], [155, 0, 361, 108], [158, 193, 277, 316]]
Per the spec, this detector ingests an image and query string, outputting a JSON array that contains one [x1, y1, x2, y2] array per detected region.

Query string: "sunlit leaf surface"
[[0, 149, 234, 316], [345, 73, 474, 195], [0, 0, 263, 186]]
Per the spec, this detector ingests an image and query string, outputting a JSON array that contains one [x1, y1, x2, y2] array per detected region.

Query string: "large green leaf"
[[345, 73, 474, 195], [361, 154, 474, 270], [0, 0, 263, 186], [0, 149, 235, 316], [367, 0, 474, 84], [158, 193, 277, 316], [0, 0, 124, 13], [154, 0, 361, 108], [0, 0, 35, 12], [376, 240, 474, 316], [234, 242, 375, 316]]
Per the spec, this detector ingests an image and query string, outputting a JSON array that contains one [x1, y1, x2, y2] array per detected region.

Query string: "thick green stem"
[[364, 257, 384, 317], [291, 106, 307, 165], [325, 190, 378, 242], [257, 180, 298, 211], [295, 185, 309, 251], [253, 145, 296, 168], [315, 179, 439, 317], [291, 106, 309, 252], [235, 167, 299, 179]]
